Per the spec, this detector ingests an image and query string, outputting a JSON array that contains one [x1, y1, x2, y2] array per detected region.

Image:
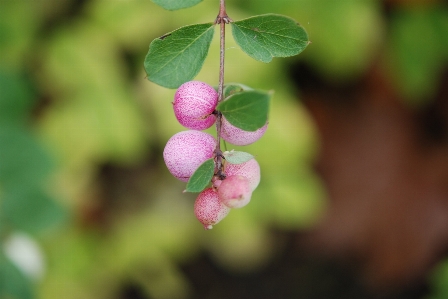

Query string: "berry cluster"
[[163, 81, 266, 229]]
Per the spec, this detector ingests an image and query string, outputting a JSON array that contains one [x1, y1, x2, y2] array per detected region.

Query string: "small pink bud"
[[194, 188, 231, 229], [214, 158, 261, 191], [220, 116, 268, 146], [163, 130, 216, 182], [218, 175, 252, 208], [174, 81, 218, 130]]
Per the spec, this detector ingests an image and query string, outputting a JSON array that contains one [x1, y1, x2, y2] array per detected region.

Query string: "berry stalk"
[[214, 0, 231, 180], [216, 0, 229, 102]]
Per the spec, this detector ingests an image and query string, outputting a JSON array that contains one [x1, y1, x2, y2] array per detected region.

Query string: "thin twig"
[[214, 0, 230, 180]]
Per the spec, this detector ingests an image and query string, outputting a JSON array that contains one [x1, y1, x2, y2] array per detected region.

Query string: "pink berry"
[[194, 188, 231, 229], [220, 116, 268, 146], [218, 175, 252, 208], [163, 130, 216, 182], [214, 158, 261, 191], [173, 81, 218, 130]]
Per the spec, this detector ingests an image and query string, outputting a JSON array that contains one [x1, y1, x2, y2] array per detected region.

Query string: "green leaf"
[[144, 23, 215, 89], [0, 127, 52, 189], [223, 151, 254, 164], [2, 187, 68, 235], [388, 8, 448, 105], [0, 71, 34, 125], [217, 90, 271, 131], [186, 158, 215, 192], [0, 254, 34, 299], [231, 14, 309, 63], [151, 0, 202, 11], [223, 83, 253, 99]]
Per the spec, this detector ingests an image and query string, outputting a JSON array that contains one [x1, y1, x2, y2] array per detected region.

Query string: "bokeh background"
[[1, 0, 448, 298]]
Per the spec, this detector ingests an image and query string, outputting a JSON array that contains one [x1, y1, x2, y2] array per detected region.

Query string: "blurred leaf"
[[1, 187, 68, 235], [217, 90, 271, 131], [240, 0, 383, 79], [231, 14, 309, 63], [428, 260, 448, 299], [206, 212, 274, 272], [0, 2, 40, 69], [0, 127, 52, 189], [223, 151, 254, 164], [0, 71, 34, 124], [389, 6, 448, 105], [0, 254, 34, 299], [144, 23, 215, 89], [268, 173, 325, 229], [186, 158, 214, 192], [151, 0, 202, 11], [41, 25, 147, 166], [90, 0, 163, 50]]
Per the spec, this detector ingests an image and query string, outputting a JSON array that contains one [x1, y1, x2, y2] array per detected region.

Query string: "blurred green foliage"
[[239, 0, 385, 80], [0, 0, 447, 299], [386, 5, 448, 106], [0, 253, 33, 299]]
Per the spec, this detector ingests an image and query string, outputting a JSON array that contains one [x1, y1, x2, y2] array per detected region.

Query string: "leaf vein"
[[150, 25, 213, 77]]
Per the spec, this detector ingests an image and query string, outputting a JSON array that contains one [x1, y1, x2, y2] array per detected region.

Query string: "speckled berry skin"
[[194, 188, 231, 229], [218, 175, 252, 208], [214, 158, 261, 191], [163, 130, 216, 182], [173, 81, 218, 130], [220, 116, 268, 146]]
